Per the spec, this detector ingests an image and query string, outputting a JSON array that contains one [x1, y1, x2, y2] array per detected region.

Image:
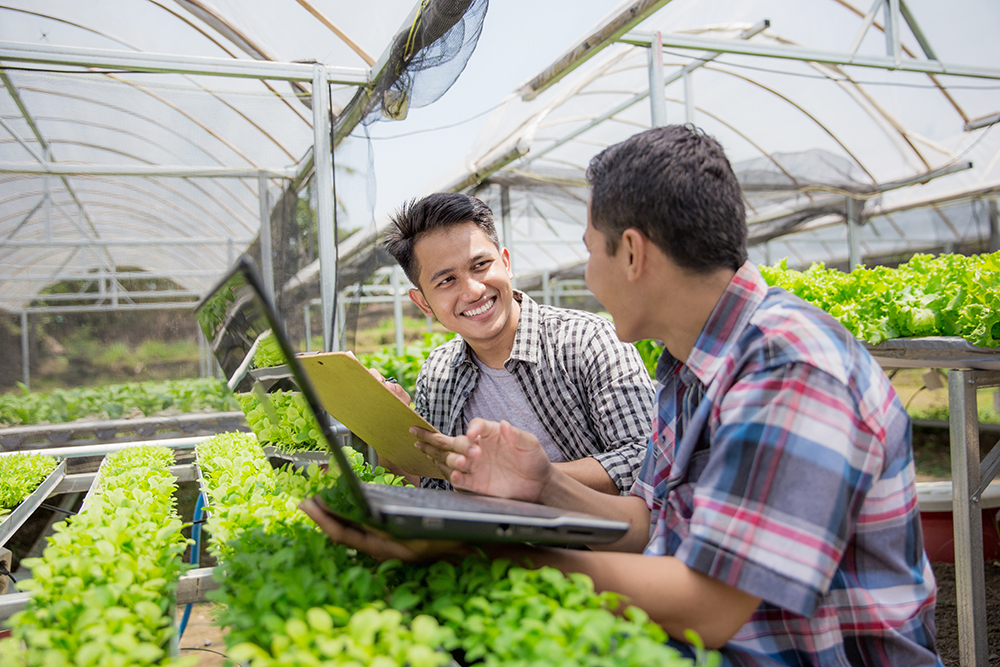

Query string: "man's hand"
[[298, 498, 470, 562], [364, 367, 411, 405], [412, 418, 553, 503]]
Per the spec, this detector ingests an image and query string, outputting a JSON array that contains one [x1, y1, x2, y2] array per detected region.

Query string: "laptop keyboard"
[[363, 482, 567, 518]]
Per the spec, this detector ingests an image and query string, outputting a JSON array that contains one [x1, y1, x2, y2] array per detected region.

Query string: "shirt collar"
[[684, 260, 768, 387], [507, 291, 537, 365]]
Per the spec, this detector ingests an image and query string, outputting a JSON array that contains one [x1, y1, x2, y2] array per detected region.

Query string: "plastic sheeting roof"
[[4, 0, 1000, 317], [427, 0, 1000, 283], [0, 0, 431, 313]]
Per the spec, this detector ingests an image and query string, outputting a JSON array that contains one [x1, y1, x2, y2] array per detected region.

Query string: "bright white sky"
[[337, 0, 624, 228]]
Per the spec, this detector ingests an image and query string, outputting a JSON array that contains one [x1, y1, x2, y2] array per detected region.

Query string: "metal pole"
[[542, 270, 551, 305], [43, 153, 52, 243], [312, 64, 338, 352], [337, 296, 347, 352], [392, 266, 404, 356], [304, 303, 312, 353], [647, 30, 667, 128], [948, 370, 988, 667], [989, 198, 999, 252], [20, 311, 29, 390], [885, 0, 902, 66], [500, 185, 515, 289], [258, 173, 274, 302], [683, 68, 695, 125], [197, 328, 205, 378], [847, 197, 863, 271]]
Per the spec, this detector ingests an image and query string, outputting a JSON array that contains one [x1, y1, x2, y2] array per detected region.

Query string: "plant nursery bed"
[[0, 458, 66, 547]]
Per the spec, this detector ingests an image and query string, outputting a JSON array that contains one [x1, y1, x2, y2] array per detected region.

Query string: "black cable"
[[0, 560, 18, 587], [179, 646, 229, 658], [905, 385, 928, 413], [355, 98, 506, 140], [40, 503, 77, 515]]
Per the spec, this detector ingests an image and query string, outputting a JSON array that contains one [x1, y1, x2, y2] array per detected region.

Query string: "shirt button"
[[462, 391, 469, 397]]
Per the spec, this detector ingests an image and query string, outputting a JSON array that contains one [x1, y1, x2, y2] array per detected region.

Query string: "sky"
[[336, 0, 625, 227]]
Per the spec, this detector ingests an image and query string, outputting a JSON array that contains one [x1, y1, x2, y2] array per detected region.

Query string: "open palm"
[[441, 418, 553, 503]]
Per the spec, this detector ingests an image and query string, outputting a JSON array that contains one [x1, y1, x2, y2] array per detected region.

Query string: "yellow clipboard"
[[298, 351, 444, 479]]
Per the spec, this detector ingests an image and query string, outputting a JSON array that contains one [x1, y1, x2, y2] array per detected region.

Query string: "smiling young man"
[[302, 127, 942, 665], [377, 192, 654, 495]]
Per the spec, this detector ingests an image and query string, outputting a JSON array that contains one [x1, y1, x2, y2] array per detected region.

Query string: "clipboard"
[[298, 351, 444, 479]]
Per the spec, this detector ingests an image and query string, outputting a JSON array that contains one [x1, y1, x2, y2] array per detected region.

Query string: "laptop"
[[194, 255, 629, 545]]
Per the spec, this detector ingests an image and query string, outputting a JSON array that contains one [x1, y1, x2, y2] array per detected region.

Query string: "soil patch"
[[933, 559, 1000, 665]]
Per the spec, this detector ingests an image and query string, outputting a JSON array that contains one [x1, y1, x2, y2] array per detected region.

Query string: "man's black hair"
[[586, 124, 748, 272], [382, 192, 499, 287]]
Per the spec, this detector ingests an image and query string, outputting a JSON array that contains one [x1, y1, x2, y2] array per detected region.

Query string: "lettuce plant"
[[0, 453, 57, 519], [760, 252, 1000, 348], [0, 446, 193, 667], [196, 431, 706, 666], [0, 378, 238, 427]]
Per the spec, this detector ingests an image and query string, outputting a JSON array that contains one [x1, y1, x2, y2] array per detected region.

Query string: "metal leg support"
[[948, 369, 990, 667]]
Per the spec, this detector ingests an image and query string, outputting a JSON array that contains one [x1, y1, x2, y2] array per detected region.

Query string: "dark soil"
[[933, 560, 1000, 666]]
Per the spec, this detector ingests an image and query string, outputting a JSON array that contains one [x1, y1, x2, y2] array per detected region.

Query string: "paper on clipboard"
[[297, 351, 444, 479]]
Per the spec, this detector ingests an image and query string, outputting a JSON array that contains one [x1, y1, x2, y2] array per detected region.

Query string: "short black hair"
[[586, 125, 747, 273], [382, 193, 499, 287]]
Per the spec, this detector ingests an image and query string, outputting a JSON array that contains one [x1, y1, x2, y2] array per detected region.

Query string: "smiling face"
[[408, 222, 518, 359]]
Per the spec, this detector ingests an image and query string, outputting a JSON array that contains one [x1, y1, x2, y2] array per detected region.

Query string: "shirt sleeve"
[[674, 361, 884, 617], [578, 322, 656, 493]]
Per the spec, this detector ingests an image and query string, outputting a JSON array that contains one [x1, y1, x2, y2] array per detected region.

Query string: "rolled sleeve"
[[578, 325, 654, 492]]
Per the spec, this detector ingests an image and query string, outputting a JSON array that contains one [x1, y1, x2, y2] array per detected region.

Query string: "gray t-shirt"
[[463, 354, 565, 462]]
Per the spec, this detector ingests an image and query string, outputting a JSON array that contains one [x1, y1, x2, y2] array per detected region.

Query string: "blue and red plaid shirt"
[[632, 261, 941, 666]]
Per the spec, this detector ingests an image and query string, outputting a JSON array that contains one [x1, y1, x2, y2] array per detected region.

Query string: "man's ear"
[[621, 228, 647, 282], [408, 288, 435, 318], [500, 247, 512, 277]]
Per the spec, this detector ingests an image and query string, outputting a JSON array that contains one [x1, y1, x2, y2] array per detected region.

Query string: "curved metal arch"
[[0, 177, 254, 242], [828, 0, 971, 123], [3, 146, 258, 234], [1, 5, 308, 159], [51, 175, 259, 237], [691, 64, 878, 183], [12, 113, 282, 212], [144, 0, 313, 125], [102, 71, 299, 163], [649, 46, 900, 180], [5, 171, 259, 239], [48, 195, 249, 242], [520, 46, 809, 195], [8, 113, 215, 169], [16, 84, 240, 168]]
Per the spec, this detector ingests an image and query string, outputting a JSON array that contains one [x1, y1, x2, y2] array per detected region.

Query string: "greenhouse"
[[1, 0, 999, 666]]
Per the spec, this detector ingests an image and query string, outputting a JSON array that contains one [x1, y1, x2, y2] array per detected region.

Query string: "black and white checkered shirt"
[[416, 292, 654, 494]]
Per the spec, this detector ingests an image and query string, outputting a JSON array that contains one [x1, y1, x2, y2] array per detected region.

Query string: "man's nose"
[[460, 275, 486, 301]]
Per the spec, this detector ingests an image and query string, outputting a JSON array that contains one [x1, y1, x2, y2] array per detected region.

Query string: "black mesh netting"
[[260, 0, 489, 353]]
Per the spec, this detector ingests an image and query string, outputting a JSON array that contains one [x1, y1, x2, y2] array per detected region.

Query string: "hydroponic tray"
[[0, 458, 67, 547], [864, 336, 1000, 370]]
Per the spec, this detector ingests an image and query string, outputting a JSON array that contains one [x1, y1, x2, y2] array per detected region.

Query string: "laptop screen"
[[194, 256, 372, 517]]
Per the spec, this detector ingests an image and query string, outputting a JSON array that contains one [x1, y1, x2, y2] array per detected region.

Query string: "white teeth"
[[463, 298, 494, 317]]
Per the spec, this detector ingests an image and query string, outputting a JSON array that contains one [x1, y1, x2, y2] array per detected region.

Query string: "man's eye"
[[474, 261, 490, 270], [438, 276, 454, 287]]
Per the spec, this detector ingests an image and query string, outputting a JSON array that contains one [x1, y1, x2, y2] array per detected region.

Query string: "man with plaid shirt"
[[303, 126, 942, 665], [375, 192, 654, 494]]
